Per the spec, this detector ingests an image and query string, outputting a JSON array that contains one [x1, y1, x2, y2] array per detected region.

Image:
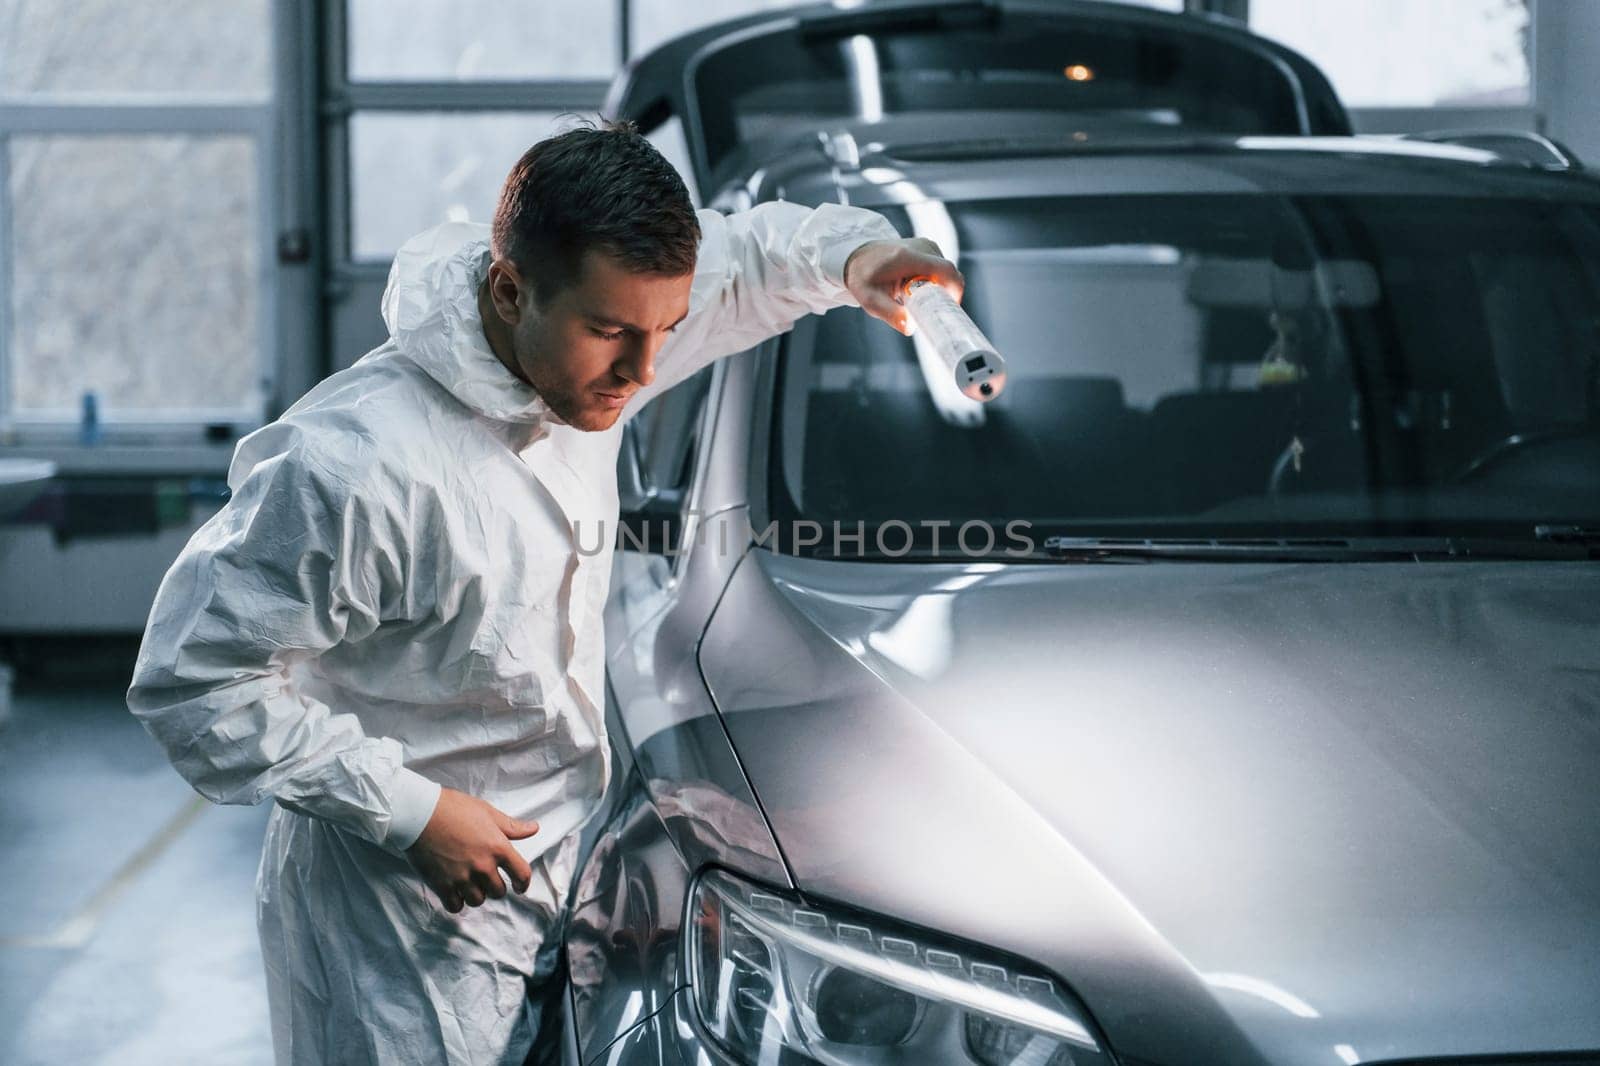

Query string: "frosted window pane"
[[350, 111, 576, 260], [630, 0, 1184, 57], [9, 136, 261, 414], [630, 0, 799, 58], [1252, 0, 1530, 108], [347, 0, 618, 81], [0, 0, 270, 100]]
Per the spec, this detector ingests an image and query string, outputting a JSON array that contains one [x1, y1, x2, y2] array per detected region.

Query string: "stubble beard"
[[520, 342, 614, 432]]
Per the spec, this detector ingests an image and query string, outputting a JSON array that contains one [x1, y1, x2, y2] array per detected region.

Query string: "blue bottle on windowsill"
[[80, 390, 101, 446]]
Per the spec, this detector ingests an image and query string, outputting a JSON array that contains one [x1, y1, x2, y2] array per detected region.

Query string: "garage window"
[[348, 111, 568, 262], [0, 0, 275, 438], [1251, 0, 1531, 108], [345, 0, 619, 81], [331, 2, 613, 267]]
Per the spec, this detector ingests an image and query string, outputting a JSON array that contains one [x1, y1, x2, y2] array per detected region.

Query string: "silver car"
[[556, 4, 1600, 1064]]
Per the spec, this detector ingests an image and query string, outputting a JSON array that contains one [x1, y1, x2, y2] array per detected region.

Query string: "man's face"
[[488, 249, 694, 432]]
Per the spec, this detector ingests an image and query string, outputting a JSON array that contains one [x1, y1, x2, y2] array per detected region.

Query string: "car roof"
[[725, 123, 1600, 209]]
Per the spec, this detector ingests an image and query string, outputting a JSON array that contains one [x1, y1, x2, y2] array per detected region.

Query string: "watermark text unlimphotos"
[[574, 512, 1037, 559]]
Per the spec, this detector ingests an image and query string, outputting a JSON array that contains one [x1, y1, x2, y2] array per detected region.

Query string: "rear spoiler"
[[1401, 130, 1583, 171]]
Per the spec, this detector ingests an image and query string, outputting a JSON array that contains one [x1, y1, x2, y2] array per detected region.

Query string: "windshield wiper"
[[787, 532, 1597, 563], [1534, 524, 1600, 546], [1039, 535, 1596, 562]]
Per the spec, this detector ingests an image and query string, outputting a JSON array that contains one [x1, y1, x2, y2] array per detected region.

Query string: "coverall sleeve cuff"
[[384, 768, 442, 852], [818, 219, 901, 301]]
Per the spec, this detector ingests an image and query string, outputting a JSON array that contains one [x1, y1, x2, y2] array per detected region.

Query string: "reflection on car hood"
[[701, 551, 1600, 1066]]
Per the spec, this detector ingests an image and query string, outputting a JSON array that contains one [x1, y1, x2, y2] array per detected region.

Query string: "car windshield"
[[771, 194, 1600, 550]]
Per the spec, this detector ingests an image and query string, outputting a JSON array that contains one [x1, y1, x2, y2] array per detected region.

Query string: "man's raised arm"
[[627, 200, 962, 407]]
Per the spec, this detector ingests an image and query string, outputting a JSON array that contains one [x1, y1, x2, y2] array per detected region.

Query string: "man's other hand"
[[842, 237, 965, 336], [405, 787, 539, 913]]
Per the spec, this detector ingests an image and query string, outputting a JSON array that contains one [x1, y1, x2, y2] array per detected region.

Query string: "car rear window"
[[690, 12, 1310, 180]]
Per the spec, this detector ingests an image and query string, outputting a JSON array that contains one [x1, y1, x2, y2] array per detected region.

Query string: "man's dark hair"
[[492, 116, 700, 305]]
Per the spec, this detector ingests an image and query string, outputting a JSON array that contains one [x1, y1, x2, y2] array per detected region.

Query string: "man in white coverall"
[[126, 120, 961, 1065]]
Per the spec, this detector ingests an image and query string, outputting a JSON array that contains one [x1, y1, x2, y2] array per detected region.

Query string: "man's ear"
[[485, 259, 528, 325]]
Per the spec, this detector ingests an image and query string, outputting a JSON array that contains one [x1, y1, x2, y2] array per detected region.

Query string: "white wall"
[[1535, 0, 1600, 163]]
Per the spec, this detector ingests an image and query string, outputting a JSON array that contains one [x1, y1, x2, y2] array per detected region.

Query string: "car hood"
[[699, 550, 1600, 1066]]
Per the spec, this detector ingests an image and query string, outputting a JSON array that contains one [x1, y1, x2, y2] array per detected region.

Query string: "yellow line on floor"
[[0, 793, 210, 950]]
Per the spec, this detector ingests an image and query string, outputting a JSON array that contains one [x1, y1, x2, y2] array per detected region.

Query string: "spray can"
[[903, 280, 1007, 402]]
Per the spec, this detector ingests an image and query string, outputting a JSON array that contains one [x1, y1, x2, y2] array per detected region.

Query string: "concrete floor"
[[0, 661, 273, 1065]]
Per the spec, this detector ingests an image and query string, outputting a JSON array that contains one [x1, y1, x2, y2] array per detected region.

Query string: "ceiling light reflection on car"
[[1064, 64, 1095, 82]]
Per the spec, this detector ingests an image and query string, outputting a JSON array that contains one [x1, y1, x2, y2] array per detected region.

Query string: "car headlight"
[[685, 868, 1115, 1065]]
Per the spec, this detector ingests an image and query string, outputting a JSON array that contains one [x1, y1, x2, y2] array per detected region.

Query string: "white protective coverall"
[[126, 201, 899, 1065]]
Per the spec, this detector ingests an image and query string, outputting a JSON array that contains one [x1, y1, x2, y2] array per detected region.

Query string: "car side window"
[[621, 364, 714, 509]]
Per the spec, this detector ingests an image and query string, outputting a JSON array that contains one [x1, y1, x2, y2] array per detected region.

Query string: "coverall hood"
[[380, 220, 560, 425]]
